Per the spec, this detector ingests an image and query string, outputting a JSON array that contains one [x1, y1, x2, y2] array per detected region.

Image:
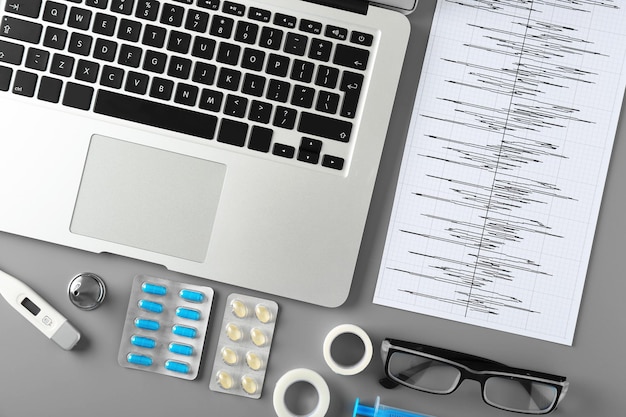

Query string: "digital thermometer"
[[0, 269, 81, 350]]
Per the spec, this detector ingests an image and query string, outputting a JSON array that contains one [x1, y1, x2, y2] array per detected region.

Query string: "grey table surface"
[[1, 0, 625, 416]]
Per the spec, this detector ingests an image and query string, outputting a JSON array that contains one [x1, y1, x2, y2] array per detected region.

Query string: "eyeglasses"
[[379, 339, 568, 414]]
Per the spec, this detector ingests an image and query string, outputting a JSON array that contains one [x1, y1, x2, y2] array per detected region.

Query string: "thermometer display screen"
[[21, 297, 41, 316]]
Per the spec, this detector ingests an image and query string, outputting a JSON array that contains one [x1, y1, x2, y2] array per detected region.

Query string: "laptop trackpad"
[[70, 134, 226, 262]]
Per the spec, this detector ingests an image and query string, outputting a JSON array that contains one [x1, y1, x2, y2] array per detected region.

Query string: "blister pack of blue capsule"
[[117, 275, 214, 380]]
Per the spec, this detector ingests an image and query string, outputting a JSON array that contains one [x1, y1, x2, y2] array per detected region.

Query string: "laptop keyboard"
[[0, 0, 376, 171]]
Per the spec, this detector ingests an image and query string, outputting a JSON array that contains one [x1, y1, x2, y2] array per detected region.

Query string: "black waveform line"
[[391, 0, 618, 319]]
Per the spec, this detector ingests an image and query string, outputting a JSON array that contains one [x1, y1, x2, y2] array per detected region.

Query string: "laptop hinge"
[[302, 0, 369, 15]]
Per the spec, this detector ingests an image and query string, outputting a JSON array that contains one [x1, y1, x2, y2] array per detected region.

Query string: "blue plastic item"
[[134, 318, 160, 331], [176, 307, 201, 321], [172, 324, 197, 338], [138, 299, 164, 313], [353, 397, 434, 417], [169, 343, 194, 356], [127, 353, 153, 367], [179, 289, 204, 303], [130, 335, 157, 349], [165, 360, 190, 374], [141, 282, 167, 296]]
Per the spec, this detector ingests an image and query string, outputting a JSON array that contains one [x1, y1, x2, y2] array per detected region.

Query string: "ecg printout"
[[374, 0, 626, 345]]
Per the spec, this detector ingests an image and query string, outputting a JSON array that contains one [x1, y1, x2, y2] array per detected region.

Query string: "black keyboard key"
[[76, 59, 99, 83], [216, 67, 240, 90], [118, 43, 141, 67], [25, 47, 49, 70], [43, 26, 67, 49], [222, 1, 244, 16], [168, 55, 191, 79], [333, 44, 369, 70], [50, 53, 74, 76], [118, 18, 141, 42], [93, 38, 117, 61], [259, 27, 282, 50], [87, 0, 109, 9], [223, 93, 247, 117], [68, 32, 92, 55], [93, 13, 117, 36], [218, 118, 248, 146], [0, 65, 12, 90], [63, 81, 93, 109], [185, 9, 209, 32], [300, 19, 321, 35], [272, 106, 296, 129], [350, 31, 373, 46], [4, 0, 42, 18], [266, 53, 289, 77], [298, 112, 352, 142], [308, 38, 332, 62], [216, 42, 240, 65], [135, 0, 159, 20], [300, 137, 322, 153], [167, 30, 191, 53], [210, 16, 233, 38], [68, 7, 92, 30], [297, 149, 319, 164], [142, 24, 166, 47], [42, 1, 67, 23], [174, 82, 198, 106], [322, 154, 344, 170], [241, 48, 264, 71], [0, 39, 24, 64], [241, 73, 264, 96], [191, 36, 215, 59], [266, 79, 289, 102], [248, 6, 269, 22], [100, 64, 123, 88], [149, 76, 173, 99], [284, 33, 307, 56], [143, 49, 166, 73], [199, 87, 222, 111], [316, 91, 339, 114], [161, 3, 184, 26], [111, 0, 134, 15], [248, 125, 272, 152], [197, 0, 219, 10], [1, 16, 42, 44], [248, 100, 272, 124], [234, 21, 257, 44], [339, 70, 363, 118], [192, 61, 216, 85], [274, 13, 295, 29], [272, 143, 294, 158], [291, 85, 314, 108], [125, 70, 148, 93], [12, 69, 36, 96], [37, 75, 62, 102], [315, 65, 338, 88], [325, 24, 347, 41], [95, 89, 218, 138], [290, 60, 313, 83]]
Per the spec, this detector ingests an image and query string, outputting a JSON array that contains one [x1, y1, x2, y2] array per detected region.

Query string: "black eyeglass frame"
[[380, 338, 569, 415]]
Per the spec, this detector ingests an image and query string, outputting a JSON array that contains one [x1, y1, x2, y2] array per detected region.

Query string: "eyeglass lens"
[[388, 351, 559, 413]]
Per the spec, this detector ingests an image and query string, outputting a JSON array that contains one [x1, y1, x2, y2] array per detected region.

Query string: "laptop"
[[0, 0, 414, 307]]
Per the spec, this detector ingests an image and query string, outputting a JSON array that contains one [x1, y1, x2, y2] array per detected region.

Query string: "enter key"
[[340, 71, 363, 119]]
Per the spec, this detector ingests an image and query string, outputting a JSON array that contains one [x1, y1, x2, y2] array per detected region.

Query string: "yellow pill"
[[226, 323, 243, 341], [221, 347, 238, 366], [250, 328, 267, 347], [230, 299, 248, 318], [246, 351, 263, 371], [254, 304, 272, 323], [241, 375, 258, 395], [216, 371, 234, 390]]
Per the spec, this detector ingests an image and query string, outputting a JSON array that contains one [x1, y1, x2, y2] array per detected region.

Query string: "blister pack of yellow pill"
[[117, 275, 214, 380], [209, 293, 279, 399]]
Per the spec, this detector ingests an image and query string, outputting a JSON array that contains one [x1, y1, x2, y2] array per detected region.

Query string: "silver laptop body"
[[0, 0, 414, 307]]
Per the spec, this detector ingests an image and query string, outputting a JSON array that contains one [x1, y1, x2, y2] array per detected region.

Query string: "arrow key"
[[5, 0, 42, 18]]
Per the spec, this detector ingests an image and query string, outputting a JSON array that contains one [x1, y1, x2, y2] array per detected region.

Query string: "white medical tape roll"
[[323, 324, 373, 376], [273, 368, 330, 417]]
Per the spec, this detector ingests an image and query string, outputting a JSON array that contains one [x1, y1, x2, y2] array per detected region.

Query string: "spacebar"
[[94, 90, 217, 140]]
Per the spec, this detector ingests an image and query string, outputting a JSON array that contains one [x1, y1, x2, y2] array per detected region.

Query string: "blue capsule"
[[134, 318, 160, 331], [172, 324, 197, 338], [165, 360, 190, 374], [176, 307, 201, 321], [141, 282, 167, 296], [138, 300, 164, 314], [179, 289, 204, 303], [127, 353, 153, 367], [130, 335, 157, 349], [169, 343, 194, 356]]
